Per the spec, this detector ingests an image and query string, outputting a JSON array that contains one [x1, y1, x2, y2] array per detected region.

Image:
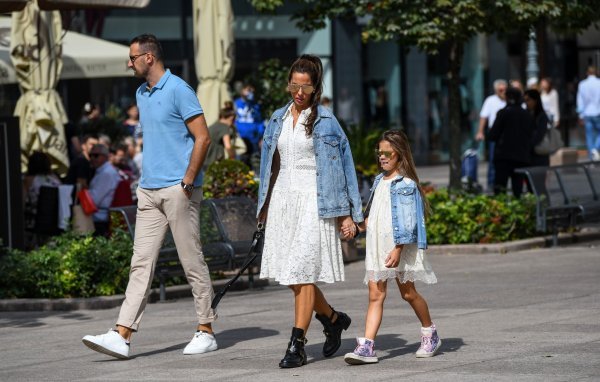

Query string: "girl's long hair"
[[288, 54, 323, 137], [379, 130, 430, 215]]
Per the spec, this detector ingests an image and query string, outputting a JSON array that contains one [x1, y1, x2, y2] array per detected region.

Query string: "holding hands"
[[337, 216, 357, 240]]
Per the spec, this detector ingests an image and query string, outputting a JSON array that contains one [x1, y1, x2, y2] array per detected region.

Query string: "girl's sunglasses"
[[375, 150, 394, 158]]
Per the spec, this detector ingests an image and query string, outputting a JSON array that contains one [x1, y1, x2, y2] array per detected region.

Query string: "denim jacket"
[[367, 173, 427, 249], [257, 102, 364, 222]]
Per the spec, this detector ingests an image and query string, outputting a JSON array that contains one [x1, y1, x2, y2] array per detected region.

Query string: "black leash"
[[211, 223, 265, 309]]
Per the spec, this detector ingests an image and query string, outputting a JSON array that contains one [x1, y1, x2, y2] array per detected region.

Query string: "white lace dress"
[[260, 106, 344, 285], [365, 177, 437, 285]]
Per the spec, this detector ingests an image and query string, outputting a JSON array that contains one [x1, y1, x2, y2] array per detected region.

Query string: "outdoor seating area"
[[110, 196, 261, 301], [516, 161, 600, 245]]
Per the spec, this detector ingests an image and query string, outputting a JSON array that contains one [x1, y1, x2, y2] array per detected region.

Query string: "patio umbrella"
[[10, 0, 69, 175], [194, 0, 234, 126]]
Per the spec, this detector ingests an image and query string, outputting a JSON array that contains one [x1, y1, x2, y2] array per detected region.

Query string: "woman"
[[23, 151, 61, 236], [524, 89, 552, 166], [257, 55, 364, 368], [539, 77, 560, 128]]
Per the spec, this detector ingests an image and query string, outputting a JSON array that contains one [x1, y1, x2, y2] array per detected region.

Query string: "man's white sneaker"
[[82, 329, 130, 359], [183, 331, 218, 355]]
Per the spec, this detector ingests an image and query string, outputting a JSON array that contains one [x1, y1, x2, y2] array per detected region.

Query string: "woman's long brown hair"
[[288, 54, 323, 137]]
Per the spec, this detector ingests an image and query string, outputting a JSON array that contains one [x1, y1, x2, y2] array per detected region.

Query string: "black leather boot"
[[279, 327, 307, 368], [315, 306, 351, 357]]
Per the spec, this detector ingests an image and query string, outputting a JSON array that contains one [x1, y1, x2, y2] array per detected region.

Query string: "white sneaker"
[[183, 331, 218, 355], [82, 329, 130, 359]]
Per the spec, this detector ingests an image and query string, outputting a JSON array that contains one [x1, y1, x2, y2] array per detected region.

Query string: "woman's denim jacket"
[[257, 102, 364, 223], [367, 173, 427, 249]]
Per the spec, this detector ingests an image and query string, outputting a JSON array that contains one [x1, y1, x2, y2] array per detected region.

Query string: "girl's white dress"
[[260, 106, 344, 285], [365, 177, 437, 285]]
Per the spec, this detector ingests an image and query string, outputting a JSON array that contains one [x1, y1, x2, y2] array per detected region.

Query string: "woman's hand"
[[385, 245, 403, 268], [337, 215, 356, 241]]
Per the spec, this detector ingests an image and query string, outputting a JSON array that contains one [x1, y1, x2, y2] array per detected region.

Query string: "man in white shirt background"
[[577, 66, 600, 161], [476, 79, 507, 190]]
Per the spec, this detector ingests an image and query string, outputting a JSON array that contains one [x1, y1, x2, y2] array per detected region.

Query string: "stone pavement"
[[1, 238, 599, 381]]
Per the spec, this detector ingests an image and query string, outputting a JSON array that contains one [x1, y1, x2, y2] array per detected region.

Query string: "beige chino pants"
[[116, 185, 217, 331]]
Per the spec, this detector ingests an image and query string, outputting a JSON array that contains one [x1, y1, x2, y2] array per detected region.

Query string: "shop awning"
[[38, 0, 150, 10], [0, 16, 131, 84]]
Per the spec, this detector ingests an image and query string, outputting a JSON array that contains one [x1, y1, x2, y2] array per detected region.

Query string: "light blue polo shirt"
[[136, 69, 204, 189]]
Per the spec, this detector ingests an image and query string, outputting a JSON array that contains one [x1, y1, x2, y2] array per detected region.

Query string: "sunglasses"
[[375, 150, 394, 158], [90, 153, 103, 158], [287, 83, 315, 94], [129, 52, 152, 63]]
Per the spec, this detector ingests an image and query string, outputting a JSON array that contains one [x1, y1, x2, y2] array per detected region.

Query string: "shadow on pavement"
[[216, 327, 280, 349]]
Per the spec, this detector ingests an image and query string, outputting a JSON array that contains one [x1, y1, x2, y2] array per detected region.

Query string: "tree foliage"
[[251, 1, 600, 52], [250, 0, 600, 189]]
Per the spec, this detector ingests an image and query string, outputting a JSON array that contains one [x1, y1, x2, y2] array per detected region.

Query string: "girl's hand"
[[385, 245, 403, 268], [356, 221, 367, 233], [337, 215, 356, 240]]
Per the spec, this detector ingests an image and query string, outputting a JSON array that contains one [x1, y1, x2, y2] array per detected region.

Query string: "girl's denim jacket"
[[257, 102, 364, 223], [367, 173, 428, 249]]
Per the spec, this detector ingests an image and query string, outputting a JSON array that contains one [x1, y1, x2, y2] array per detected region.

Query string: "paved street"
[[1, 238, 599, 381]]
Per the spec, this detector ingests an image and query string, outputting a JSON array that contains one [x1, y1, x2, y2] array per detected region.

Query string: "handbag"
[[72, 204, 95, 234], [77, 189, 98, 215], [535, 126, 563, 155]]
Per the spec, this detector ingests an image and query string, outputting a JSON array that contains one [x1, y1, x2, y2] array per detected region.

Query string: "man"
[[88, 143, 121, 237], [475, 79, 507, 190], [82, 34, 216, 359], [577, 66, 600, 161], [234, 83, 263, 160]]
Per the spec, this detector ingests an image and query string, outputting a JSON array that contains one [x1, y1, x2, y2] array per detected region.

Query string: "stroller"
[[461, 142, 483, 194]]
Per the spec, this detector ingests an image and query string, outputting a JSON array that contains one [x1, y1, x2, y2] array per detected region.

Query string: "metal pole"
[[526, 28, 539, 85]]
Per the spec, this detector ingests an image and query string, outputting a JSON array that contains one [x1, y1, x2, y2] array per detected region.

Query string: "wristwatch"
[[181, 181, 195, 193]]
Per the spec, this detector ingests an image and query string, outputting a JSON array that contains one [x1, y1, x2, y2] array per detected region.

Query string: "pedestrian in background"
[[540, 77, 560, 128], [344, 130, 440, 365], [475, 79, 507, 190], [488, 87, 535, 198], [576, 66, 600, 161], [257, 54, 364, 368], [524, 89, 552, 167], [235, 82, 263, 161], [82, 33, 217, 359]]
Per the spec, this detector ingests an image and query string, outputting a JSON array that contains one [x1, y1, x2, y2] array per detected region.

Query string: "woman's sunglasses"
[[375, 150, 394, 159]]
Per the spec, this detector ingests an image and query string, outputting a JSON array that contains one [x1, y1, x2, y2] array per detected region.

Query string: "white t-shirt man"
[[479, 94, 506, 129]]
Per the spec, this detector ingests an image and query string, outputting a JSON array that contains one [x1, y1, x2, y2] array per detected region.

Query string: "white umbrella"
[[194, 0, 234, 126], [1, 16, 131, 84], [10, 0, 69, 175]]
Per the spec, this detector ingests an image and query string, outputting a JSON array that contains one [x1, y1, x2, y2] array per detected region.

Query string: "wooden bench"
[[110, 196, 259, 300], [516, 161, 600, 246]]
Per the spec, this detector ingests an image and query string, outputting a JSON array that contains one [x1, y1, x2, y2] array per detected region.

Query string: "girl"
[[257, 54, 363, 368], [344, 130, 440, 365]]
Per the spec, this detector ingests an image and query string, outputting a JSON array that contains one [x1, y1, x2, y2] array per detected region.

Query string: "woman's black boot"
[[315, 306, 352, 357], [279, 327, 307, 368]]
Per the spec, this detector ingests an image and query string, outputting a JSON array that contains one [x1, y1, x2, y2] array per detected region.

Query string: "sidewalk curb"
[[428, 227, 600, 255], [2, 228, 598, 312], [0, 276, 270, 312]]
